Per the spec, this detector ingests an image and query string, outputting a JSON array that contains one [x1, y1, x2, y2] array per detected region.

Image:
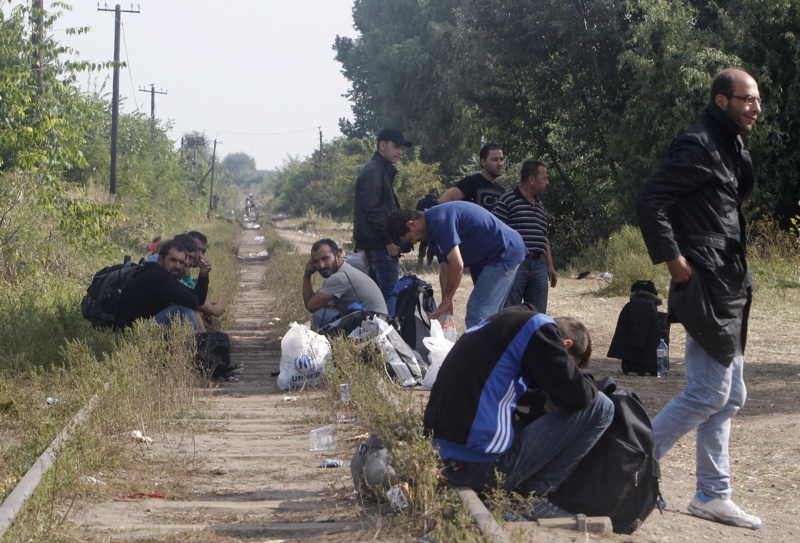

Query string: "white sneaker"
[[687, 492, 762, 530]]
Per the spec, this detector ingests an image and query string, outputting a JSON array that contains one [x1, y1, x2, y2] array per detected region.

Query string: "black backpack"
[[81, 258, 142, 328], [607, 280, 670, 376], [195, 331, 237, 379], [549, 378, 662, 534], [387, 274, 437, 363]]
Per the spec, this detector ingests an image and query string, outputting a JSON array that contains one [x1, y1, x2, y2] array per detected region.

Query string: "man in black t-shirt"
[[415, 188, 440, 265], [439, 142, 506, 211]]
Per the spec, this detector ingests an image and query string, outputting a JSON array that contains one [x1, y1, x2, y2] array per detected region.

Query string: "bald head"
[[711, 68, 761, 135]]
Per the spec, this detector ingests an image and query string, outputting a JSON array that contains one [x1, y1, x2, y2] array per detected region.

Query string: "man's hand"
[[548, 267, 558, 288], [304, 259, 316, 279], [205, 301, 225, 317], [430, 297, 454, 321], [198, 256, 212, 277], [666, 256, 693, 284], [386, 242, 400, 256]]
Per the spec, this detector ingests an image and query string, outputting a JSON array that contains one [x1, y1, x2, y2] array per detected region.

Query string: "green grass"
[[0, 219, 240, 541]]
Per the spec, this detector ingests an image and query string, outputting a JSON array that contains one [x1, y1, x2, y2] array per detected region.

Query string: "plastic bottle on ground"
[[656, 338, 669, 378]]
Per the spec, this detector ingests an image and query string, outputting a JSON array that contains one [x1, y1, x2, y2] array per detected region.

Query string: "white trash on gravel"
[[277, 322, 331, 390]]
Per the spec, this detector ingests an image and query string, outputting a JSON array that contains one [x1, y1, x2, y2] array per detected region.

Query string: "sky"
[[47, 0, 359, 171]]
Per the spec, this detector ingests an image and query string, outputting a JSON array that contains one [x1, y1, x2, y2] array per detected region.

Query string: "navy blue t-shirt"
[[424, 201, 527, 276]]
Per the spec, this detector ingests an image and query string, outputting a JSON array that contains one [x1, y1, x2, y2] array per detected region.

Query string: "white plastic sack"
[[349, 316, 425, 387], [277, 322, 331, 390], [420, 319, 455, 390]]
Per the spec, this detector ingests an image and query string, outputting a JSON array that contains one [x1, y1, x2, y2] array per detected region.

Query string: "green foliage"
[[0, 2, 103, 171], [748, 216, 800, 289], [223, 151, 270, 190], [569, 224, 671, 296], [334, 0, 472, 175], [331, 0, 800, 260]]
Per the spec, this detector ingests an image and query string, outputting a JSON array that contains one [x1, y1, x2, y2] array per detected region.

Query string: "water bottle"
[[656, 338, 669, 378], [439, 313, 458, 343]]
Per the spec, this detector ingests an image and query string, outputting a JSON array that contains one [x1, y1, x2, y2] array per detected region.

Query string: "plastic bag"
[[438, 312, 458, 342], [277, 322, 331, 390], [348, 316, 426, 387], [420, 319, 455, 390]]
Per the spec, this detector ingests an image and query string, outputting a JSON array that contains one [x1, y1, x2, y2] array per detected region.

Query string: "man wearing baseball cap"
[[353, 127, 412, 302]]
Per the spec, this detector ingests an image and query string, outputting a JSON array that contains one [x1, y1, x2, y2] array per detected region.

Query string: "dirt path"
[[271, 216, 800, 542], [66, 224, 395, 542], [64, 219, 800, 542]]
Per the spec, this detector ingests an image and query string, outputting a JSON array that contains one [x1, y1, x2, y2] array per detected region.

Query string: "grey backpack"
[[350, 433, 398, 501]]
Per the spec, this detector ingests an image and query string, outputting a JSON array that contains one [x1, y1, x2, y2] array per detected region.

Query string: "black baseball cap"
[[377, 127, 412, 147]]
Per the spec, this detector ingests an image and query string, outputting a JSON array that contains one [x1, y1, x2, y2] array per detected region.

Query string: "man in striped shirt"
[[494, 159, 558, 313]]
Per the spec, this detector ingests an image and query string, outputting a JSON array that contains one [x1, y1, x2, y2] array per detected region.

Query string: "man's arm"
[[431, 245, 463, 319], [199, 301, 225, 317], [302, 261, 336, 312], [521, 323, 597, 411], [545, 240, 558, 288], [438, 186, 465, 204], [666, 255, 693, 284], [635, 137, 710, 268]]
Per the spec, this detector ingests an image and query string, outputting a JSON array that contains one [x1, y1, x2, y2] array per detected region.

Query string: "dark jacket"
[[416, 194, 439, 212], [114, 262, 209, 329], [424, 304, 598, 463], [635, 102, 754, 366], [353, 152, 400, 250]]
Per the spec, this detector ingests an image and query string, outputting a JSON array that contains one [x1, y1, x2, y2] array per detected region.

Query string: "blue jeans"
[[365, 249, 399, 304], [466, 263, 519, 329], [312, 306, 341, 330], [504, 257, 549, 313], [153, 305, 200, 332], [652, 335, 746, 500], [443, 393, 614, 496]]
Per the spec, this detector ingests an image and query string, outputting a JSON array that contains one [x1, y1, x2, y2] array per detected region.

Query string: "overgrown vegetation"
[[254, 0, 800, 265], [3, 322, 207, 541], [320, 333, 485, 541]]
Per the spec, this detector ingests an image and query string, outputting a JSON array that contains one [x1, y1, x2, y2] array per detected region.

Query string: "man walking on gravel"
[[636, 68, 762, 530]]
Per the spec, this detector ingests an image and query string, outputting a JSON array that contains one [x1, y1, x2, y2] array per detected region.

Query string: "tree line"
[[271, 0, 800, 263], [0, 2, 241, 287]]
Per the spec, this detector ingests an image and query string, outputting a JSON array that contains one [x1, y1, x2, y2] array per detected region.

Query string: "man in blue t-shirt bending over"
[[386, 201, 527, 328]]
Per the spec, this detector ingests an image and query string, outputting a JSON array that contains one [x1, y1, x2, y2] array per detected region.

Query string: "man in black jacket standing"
[[353, 127, 411, 302], [636, 68, 762, 530]]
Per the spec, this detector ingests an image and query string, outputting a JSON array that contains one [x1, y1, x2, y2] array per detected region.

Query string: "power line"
[[120, 17, 140, 112], [217, 127, 320, 137]]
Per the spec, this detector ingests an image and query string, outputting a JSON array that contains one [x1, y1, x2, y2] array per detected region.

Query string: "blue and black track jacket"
[[423, 304, 598, 463]]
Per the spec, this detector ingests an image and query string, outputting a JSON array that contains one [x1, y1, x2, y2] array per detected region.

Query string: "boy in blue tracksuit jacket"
[[424, 303, 613, 500]]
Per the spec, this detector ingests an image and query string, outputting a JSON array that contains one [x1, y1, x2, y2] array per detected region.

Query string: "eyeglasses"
[[727, 94, 762, 106]]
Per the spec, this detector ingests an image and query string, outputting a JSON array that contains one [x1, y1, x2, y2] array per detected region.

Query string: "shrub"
[[569, 224, 671, 296]]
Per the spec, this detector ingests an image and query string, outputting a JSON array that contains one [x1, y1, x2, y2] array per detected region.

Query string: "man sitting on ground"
[[302, 238, 387, 329], [187, 231, 226, 327], [114, 240, 210, 332], [424, 304, 613, 518]]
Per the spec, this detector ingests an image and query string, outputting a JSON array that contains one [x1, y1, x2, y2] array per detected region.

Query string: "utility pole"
[[32, 0, 44, 87], [318, 127, 324, 182], [208, 139, 221, 217], [98, 3, 140, 196], [138, 84, 167, 120]]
